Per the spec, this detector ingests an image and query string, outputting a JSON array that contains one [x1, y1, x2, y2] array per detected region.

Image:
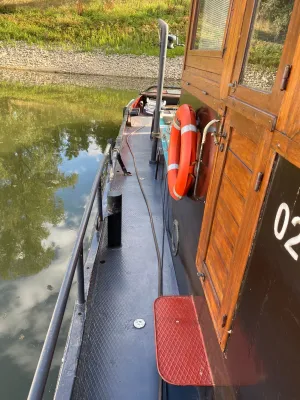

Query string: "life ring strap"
[[181, 124, 197, 135], [168, 163, 179, 171], [173, 186, 182, 200]]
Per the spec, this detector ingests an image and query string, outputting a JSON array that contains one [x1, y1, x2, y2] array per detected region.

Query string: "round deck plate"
[[134, 319, 146, 329]]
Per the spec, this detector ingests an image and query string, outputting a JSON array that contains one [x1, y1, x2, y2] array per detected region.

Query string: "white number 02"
[[274, 202, 300, 261]]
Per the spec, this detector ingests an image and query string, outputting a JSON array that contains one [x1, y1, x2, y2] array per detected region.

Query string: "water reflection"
[[0, 98, 110, 279], [0, 90, 126, 399]]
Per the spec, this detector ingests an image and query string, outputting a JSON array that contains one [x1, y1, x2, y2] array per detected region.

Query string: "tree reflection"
[[0, 98, 115, 279]]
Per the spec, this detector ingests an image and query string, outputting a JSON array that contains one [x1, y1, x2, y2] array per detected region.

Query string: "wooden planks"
[[229, 111, 262, 145], [224, 151, 252, 199], [214, 200, 239, 248], [206, 242, 227, 303], [211, 217, 233, 270], [185, 54, 223, 75], [182, 66, 221, 84], [218, 175, 245, 226], [181, 80, 223, 112], [182, 67, 221, 99], [225, 97, 277, 132], [229, 129, 257, 170]]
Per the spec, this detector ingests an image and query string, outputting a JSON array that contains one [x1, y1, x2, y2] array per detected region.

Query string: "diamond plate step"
[[154, 296, 213, 386]]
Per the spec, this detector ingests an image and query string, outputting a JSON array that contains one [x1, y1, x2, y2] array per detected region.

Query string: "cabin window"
[[192, 0, 231, 51], [240, 0, 294, 93]]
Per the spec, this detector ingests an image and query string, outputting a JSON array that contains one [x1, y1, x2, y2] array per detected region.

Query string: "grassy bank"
[[0, 0, 189, 56]]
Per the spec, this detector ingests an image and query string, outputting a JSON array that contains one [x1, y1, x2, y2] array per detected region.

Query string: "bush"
[[260, 0, 293, 38], [248, 40, 282, 68]]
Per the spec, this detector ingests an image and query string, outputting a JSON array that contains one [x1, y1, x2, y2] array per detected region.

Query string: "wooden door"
[[196, 110, 273, 350]]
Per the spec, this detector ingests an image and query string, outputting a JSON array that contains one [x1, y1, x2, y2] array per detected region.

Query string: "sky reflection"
[[0, 121, 109, 399]]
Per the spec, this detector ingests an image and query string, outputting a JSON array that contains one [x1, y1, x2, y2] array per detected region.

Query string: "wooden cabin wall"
[[175, 0, 300, 398]]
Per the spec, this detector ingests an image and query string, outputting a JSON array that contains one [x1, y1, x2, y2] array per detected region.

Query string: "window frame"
[[189, 0, 233, 58], [229, 0, 300, 115]]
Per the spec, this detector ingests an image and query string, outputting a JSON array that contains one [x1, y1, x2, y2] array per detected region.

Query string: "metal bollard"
[[107, 191, 122, 247]]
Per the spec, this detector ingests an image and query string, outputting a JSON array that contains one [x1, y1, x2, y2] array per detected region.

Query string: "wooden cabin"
[[172, 0, 300, 398]]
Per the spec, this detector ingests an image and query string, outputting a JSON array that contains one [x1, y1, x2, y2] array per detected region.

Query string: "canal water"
[[0, 82, 137, 399]]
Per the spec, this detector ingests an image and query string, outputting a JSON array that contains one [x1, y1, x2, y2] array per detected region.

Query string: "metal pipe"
[[77, 245, 85, 304], [27, 143, 111, 400], [193, 119, 220, 199], [150, 19, 169, 163]]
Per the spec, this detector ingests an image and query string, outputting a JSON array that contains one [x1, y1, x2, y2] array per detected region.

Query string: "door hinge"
[[254, 172, 264, 192], [197, 271, 206, 281], [280, 64, 292, 91]]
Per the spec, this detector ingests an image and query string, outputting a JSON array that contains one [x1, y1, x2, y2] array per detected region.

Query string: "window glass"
[[193, 0, 231, 51], [240, 0, 294, 93]]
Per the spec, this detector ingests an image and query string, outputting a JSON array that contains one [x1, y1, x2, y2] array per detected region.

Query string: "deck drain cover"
[[134, 319, 146, 329]]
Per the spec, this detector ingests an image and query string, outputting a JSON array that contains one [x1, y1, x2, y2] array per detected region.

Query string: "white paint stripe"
[[173, 187, 182, 200], [173, 121, 180, 131], [181, 124, 197, 135], [168, 163, 179, 171]]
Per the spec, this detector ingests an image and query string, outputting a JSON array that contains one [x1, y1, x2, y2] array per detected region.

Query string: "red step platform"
[[153, 296, 213, 386]]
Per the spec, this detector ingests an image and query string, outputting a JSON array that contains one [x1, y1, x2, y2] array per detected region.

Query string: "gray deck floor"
[[72, 119, 180, 400]]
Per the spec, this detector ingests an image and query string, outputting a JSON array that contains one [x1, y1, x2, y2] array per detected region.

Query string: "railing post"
[[98, 179, 103, 223], [107, 190, 122, 247], [77, 245, 85, 305]]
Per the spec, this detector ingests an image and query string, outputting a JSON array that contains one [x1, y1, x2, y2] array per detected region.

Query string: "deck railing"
[[27, 143, 112, 400]]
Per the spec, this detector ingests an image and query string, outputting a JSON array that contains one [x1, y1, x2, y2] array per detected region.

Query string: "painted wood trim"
[[181, 80, 223, 112], [185, 53, 223, 75], [225, 96, 276, 131], [220, 0, 248, 99], [182, 67, 221, 99]]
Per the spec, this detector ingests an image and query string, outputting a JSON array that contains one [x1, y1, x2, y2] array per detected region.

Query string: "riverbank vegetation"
[[0, 81, 136, 278], [0, 81, 136, 154], [0, 0, 189, 56]]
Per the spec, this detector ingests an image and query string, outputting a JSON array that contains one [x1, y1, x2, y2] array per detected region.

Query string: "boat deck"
[[71, 116, 207, 400]]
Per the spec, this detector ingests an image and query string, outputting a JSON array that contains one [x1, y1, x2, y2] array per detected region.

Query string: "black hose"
[[161, 171, 168, 292], [126, 128, 163, 297], [126, 128, 169, 400]]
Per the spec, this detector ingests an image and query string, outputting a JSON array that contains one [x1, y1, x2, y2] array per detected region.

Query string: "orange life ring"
[[168, 104, 198, 200]]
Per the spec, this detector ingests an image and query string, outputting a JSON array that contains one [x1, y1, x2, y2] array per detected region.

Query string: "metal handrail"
[[150, 19, 169, 163], [27, 143, 112, 400]]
